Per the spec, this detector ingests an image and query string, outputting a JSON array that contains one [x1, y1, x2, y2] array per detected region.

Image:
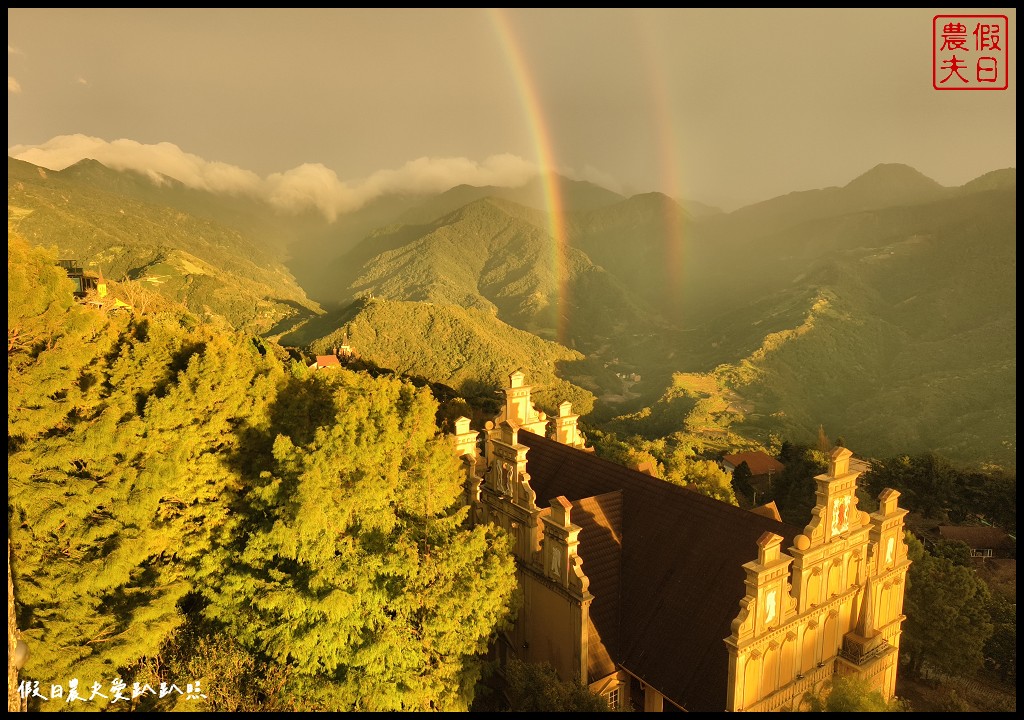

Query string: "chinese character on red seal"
[[933, 15, 1009, 90]]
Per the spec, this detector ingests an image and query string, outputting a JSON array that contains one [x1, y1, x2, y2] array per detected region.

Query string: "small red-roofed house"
[[310, 355, 341, 370]]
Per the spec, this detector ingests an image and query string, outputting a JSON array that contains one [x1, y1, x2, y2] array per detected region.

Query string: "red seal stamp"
[[934, 15, 1009, 90]]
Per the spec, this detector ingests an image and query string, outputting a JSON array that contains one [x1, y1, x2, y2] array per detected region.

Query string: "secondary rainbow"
[[636, 12, 688, 310]]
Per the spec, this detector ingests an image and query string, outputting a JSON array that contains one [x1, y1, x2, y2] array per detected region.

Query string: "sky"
[[7, 8, 1018, 216]]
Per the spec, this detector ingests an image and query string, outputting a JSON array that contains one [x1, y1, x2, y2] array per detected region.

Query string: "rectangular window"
[[607, 687, 620, 711]]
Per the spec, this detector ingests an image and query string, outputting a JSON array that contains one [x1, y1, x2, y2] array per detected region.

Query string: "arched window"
[[744, 652, 762, 708], [779, 634, 796, 687]]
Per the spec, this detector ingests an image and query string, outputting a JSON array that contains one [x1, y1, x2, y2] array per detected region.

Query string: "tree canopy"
[[587, 428, 737, 505], [762, 443, 825, 525], [8, 237, 517, 711], [200, 368, 518, 710], [731, 460, 754, 501], [504, 658, 610, 712], [901, 532, 993, 678], [10, 237, 282, 691], [803, 674, 909, 712], [863, 453, 1015, 531]]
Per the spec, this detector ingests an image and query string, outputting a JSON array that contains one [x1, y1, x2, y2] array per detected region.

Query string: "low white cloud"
[[9, 76, 22, 93], [265, 163, 354, 221], [8, 135, 264, 198], [76, 76, 89, 86], [8, 134, 542, 221]]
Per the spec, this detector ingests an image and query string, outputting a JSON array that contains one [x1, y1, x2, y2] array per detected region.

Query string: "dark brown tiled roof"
[[722, 450, 785, 477], [572, 491, 622, 682], [519, 431, 800, 712]]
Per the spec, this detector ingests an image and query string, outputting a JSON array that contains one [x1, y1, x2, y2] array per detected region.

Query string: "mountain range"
[[8, 156, 321, 333], [7, 154, 1015, 469]]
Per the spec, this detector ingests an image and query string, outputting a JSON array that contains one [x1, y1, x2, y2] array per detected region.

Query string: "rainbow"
[[636, 13, 688, 310], [488, 8, 571, 345]]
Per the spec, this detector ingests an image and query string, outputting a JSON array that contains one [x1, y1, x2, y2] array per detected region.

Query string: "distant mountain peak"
[[631, 190, 687, 206], [838, 163, 948, 210], [607, 191, 690, 222], [54, 157, 192, 196], [844, 163, 943, 190], [65, 157, 107, 170], [57, 157, 118, 179], [961, 167, 1016, 194]]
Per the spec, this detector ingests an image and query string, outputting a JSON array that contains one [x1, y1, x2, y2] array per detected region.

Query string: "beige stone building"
[[453, 371, 910, 712]]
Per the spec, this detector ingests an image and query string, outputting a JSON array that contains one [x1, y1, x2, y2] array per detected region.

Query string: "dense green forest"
[[295, 297, 597, 417], [8, 236, 517, 711]]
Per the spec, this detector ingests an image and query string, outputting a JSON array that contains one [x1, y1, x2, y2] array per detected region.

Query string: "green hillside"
[[8, 156, 321, 333], [572, 191, 696, 324], [283, 173, 626, 307], [334, 196, 658, 345], [592, 175, 1015, 469], [27, 156, 324, 260], [730, 187, 1016, 468], [629, 184, 1015, 469], [282, 191, 438, 304], [306, 298, 597, 416]]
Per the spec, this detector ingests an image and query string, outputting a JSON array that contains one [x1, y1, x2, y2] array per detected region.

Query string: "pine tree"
[[816, 424, 831, 453], [8, 239, 282, 695], [7, 236, 77, 358], [730, 461, 754, 503], [10, 240, 516, 710], [902, 532, 993, 678], [200, 369, 517, 711]]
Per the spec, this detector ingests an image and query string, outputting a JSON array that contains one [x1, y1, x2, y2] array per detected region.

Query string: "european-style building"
[[452, 371, 910, 711]]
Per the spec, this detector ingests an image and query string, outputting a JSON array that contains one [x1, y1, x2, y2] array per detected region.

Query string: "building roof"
[[573, 491, 622, 682], [518, 431, 801, 712], [722, 450, 785, 477], [749, 500, 783, 522], [848, 457, 873, 475], [938, 525, 1013, 550], [314, 355, 341, 368]]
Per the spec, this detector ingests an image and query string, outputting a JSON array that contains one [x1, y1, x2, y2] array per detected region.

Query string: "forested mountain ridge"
[[297, 297, 598, 417], [8, 157, 321, 334], [395, 174, 627, 226], [695, 163, 952, 247], [294, 161, 1014, 468], [328, 196, 660, 343], [728, 184, 1016, 465]]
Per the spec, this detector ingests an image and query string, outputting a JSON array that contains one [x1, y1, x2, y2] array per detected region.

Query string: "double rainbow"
[[489, 9, 690, 342]]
